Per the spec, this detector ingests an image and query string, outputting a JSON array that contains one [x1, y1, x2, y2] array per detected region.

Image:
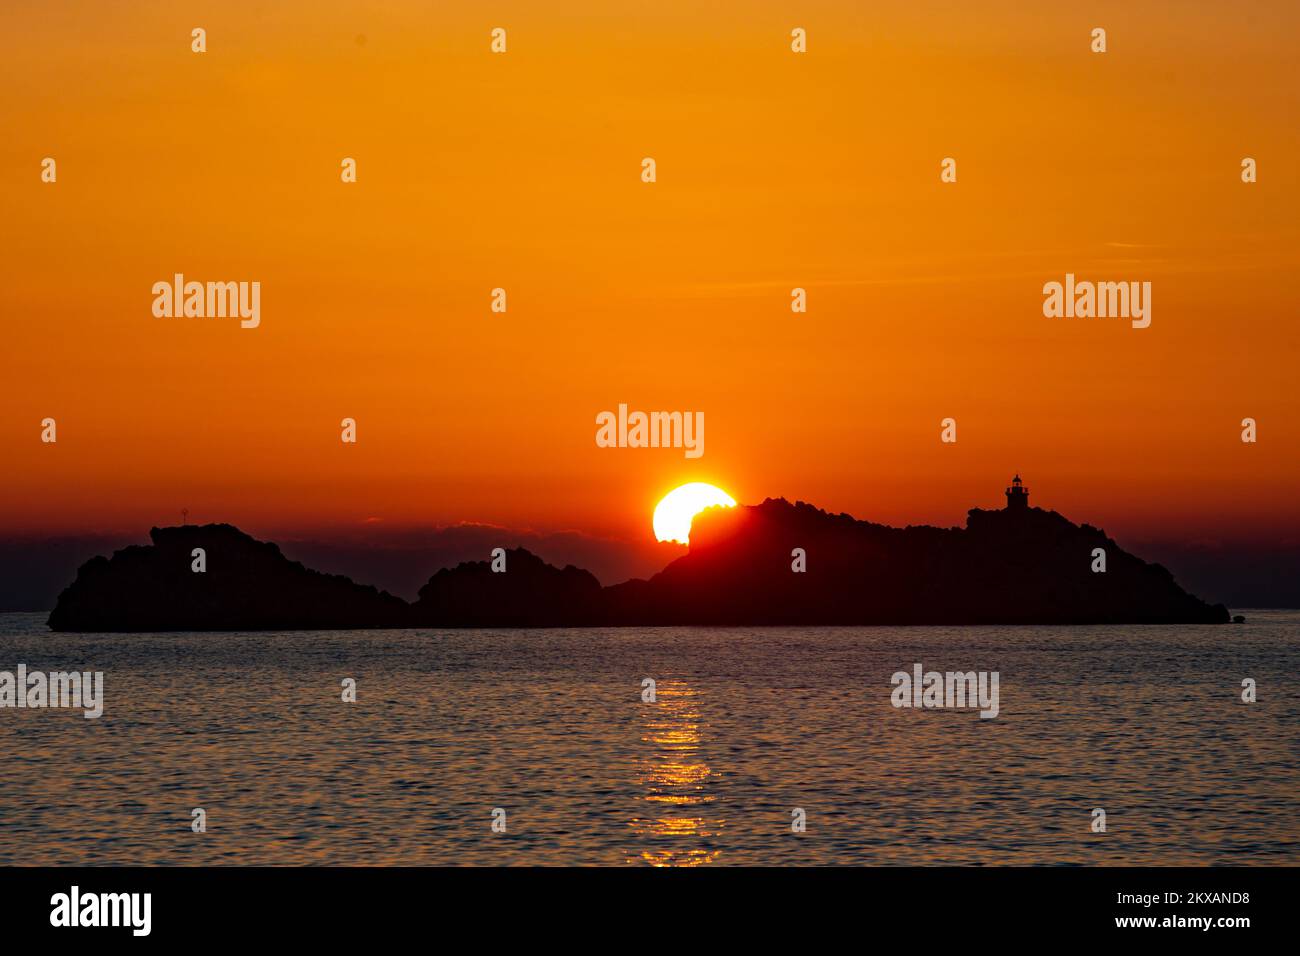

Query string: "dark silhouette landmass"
[[602, 499, 1227, 625], [47, 524, 407, 631], [413, 548, 604, 626], [47, 494, 1230, 631]]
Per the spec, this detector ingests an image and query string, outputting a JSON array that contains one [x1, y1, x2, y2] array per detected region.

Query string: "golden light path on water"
[[1, 616, 1298, 865], [629, 679, 723, 866]]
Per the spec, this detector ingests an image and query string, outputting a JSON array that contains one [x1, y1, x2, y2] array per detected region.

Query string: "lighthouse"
[[1005, 474, 1029, 510]]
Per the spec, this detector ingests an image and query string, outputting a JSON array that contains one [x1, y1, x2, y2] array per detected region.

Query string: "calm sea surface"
[[1, 611, 1297, 866]]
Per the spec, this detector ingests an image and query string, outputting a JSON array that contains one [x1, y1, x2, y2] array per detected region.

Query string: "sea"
[[1, 610, 1296, 866]]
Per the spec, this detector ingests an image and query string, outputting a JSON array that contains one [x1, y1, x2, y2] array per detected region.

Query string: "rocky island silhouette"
[[47, 481, 1230, 631]]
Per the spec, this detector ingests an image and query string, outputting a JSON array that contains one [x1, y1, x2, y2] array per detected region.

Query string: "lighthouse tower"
[[1005, 474, 1029, 510]]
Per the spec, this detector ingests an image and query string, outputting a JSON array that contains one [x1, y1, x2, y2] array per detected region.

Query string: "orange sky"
[[2, 1, 1298, 547]]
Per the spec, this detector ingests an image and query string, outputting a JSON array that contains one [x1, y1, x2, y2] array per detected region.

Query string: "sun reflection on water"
[[629, 679, 723, 866]]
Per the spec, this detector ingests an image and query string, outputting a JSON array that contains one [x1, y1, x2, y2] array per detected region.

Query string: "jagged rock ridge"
[[602, 498, 1228, 625], [412, 547, 602, 626], [46, 498, 1229, 631], [47, 524, 407, 631]]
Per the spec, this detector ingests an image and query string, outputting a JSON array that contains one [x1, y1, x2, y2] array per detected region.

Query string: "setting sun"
[[653, 483, 737, 544]]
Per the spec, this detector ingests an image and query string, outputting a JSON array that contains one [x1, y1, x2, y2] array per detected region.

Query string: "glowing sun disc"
[[653, 483, 737, 544]]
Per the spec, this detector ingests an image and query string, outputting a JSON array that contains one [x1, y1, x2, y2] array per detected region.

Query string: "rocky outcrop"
[[47, 524, 408, 631], [47, 500, 1228, 630], [411, 548, 603, 627], [600, 498, 1229, 625]]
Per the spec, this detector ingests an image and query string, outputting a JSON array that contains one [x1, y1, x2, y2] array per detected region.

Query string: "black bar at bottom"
[[0, 866, 1283, 942]]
